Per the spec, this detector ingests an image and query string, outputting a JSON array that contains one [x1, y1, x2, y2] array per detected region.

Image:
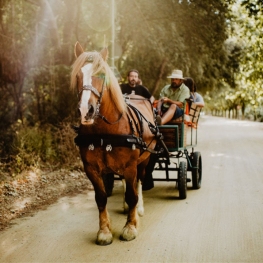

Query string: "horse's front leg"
[[120, 175, 139, 241], [85, 167, 112, 245], [95, 190, 112, 245]]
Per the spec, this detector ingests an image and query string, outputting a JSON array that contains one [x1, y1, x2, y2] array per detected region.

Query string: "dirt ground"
[[1, 116, 263, 263], [0, 168, 93, 231]]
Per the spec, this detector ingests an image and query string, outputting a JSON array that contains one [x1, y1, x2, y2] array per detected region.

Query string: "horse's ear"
[[74, 42, 84, 58], [100, 47, 108, 61]]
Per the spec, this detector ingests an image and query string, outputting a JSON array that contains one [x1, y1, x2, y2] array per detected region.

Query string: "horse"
[[70, 42, 158, 245]]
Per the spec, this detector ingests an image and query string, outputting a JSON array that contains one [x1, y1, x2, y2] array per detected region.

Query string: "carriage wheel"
[[102, 173, 115, 197], [192, 152, 202, 189], [178, 161, 187, 199]]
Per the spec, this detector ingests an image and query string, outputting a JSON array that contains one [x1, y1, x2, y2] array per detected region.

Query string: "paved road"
[[1, 116, 263, 263]]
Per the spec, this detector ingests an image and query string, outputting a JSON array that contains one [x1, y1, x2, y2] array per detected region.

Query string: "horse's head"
[[71, 42, 126, 126], [71, 42, 109, 125]]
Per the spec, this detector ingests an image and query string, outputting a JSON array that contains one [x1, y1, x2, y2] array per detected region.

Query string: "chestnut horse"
[[71, 42, 157, 245]]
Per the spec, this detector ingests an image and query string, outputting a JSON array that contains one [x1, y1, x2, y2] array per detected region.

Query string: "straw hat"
[[167, 69, 184, 79]]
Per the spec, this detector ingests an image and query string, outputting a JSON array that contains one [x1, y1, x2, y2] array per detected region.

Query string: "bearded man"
[[157, 69, 190, 125], [120, 69, 154, 102]]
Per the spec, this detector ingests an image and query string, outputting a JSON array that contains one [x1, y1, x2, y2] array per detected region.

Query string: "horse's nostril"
[[85, 105, 95, 120], [88, 105, 94, 114]]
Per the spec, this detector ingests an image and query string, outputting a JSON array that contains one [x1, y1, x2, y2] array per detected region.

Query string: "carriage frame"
[[151, 100, 203, 199]]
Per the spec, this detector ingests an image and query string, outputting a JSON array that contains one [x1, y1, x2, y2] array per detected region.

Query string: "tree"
[[115, 0, 231, 96], [226, 0, 263, 119]]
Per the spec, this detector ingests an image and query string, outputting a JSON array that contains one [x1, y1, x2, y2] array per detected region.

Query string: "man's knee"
[[169, 104, 177, 111]]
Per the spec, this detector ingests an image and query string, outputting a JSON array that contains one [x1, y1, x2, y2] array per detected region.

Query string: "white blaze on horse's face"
[[80, 63, 94, 124]]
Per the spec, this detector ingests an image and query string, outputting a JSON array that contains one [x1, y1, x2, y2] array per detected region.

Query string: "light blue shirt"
[[191, 92, 204, 105]]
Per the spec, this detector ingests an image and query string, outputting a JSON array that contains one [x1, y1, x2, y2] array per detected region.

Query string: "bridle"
[[78, 75, 123, 124]]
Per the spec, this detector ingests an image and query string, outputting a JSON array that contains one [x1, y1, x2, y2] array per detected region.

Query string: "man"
[[120, 69, 154, 103], [184, 77, 205, 108], [157, 69, 190, 125], [143, 69, 190, 190], [103, 70, 155, 196]]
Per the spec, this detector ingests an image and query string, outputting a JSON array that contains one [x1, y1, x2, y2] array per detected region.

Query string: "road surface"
[[1, 115, 263, 263]]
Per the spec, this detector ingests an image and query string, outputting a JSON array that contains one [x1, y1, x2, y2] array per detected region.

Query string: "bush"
[[0, 122, 81, 178]]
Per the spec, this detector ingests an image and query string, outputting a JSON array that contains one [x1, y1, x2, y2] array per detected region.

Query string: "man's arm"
[[178, 85, 191, 103], [161, 97, 183, 108], [157, 99, 163, 115]]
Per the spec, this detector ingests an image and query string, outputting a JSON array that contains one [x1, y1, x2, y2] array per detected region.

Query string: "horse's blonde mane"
[[70, 51, 126, 114]]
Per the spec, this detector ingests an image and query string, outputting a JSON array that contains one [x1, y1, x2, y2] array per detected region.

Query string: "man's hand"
[[162, 97, 170, 104]]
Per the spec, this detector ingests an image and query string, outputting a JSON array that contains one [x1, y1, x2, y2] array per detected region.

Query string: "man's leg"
[[161, 104, 177, 124]]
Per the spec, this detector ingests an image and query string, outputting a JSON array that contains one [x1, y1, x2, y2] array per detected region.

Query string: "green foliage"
[[7, 124, 50, 174], [0, 0, 234, 126], [0, 122, 80, 176], [222, 0, 263, 119], [0, 0, 262, 177], [115, 0, 230, 95], [24, 64, 77, 125], [241, 0, 263, 16]]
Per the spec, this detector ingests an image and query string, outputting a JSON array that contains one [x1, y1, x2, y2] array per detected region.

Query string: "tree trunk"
[[60, 0, 82, 65], [152, 58, 167, 98], [241, 104, 245, 120]]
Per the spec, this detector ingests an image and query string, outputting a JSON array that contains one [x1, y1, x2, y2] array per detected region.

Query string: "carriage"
[[104, 99, 203, 200], [149, 99, 202, 199]]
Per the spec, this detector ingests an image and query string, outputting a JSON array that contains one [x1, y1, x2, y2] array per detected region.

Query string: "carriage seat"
[[166, 101, 201, 128], [167, 116, 183, 125], [157, 100, 202, 149]]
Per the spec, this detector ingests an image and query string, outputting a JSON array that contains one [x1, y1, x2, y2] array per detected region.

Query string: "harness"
[[75, 134, 147, 151], [75, 79, 168, 155]]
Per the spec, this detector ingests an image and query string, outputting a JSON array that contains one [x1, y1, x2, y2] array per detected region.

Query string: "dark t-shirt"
[[120, 83, 151, 99]]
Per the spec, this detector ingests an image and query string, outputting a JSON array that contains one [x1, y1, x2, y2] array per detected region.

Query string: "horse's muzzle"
[[85, 104, 95, 120]]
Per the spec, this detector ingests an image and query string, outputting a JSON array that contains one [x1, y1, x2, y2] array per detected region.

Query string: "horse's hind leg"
[[120, 175, 139, 241], [136, 161, 147, 217], [121, 178, 129, 213], [137, 180, 144, 217]]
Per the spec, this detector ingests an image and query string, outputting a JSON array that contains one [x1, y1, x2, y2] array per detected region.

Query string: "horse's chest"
[[80, 147, 139, 175]]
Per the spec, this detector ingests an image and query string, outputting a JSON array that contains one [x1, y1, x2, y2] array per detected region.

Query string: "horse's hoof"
[[137, 206, 144, 217], [123, 202, 129, 213], [96, 239, 112, 246], [120, 225, 137, 241], [96, 230, 113, 246]]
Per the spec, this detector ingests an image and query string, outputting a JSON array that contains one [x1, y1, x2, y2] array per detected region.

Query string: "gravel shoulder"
[[0, 168, 93, 231]]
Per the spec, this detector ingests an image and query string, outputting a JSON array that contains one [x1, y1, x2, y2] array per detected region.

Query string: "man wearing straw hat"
[[156, 69, 190, 125], [143, 69, 190, 191]]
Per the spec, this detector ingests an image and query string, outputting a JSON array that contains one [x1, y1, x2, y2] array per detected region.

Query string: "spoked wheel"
[[178, 161, 187, 199], [192, 152, 202, 189], [102, 173, 115, 197]]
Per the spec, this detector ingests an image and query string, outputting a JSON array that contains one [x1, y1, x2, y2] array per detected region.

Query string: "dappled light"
[[0, 0, 262, 208]]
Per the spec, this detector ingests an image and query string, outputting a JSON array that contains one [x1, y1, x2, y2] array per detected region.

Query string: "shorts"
[[161, 105, 184, 119]]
